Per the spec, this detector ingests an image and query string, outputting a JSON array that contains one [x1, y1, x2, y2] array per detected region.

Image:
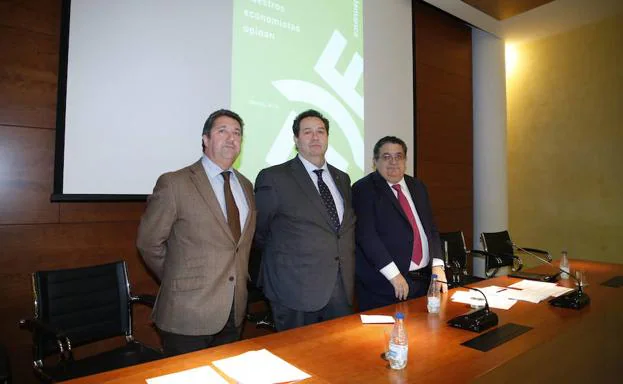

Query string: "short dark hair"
[[292, 109, 330, 137], [202, 109, 244, 137], [373, 136, 408, 159], [201, 109, 244, 151]]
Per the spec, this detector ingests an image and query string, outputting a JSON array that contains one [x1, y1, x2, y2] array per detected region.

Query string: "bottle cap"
[[431, 273, 438, 279], [395, 312, 404, 320]]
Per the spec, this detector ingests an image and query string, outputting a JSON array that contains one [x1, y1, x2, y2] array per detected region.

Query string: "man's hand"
[[390, 274, 410, 300], [432, 266, 448, 293]]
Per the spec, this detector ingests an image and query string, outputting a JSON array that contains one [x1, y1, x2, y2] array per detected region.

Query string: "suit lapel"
[[290, 157, 335, 230], [189, 160, 234, 242]]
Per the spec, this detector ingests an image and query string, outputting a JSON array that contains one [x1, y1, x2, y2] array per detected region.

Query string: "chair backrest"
[[480, 230, 514, 257], [31, 261, 132, 361], [439, 231, 468, 269]]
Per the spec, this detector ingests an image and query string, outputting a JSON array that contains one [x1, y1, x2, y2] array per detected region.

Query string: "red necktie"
[[392, 184, 423, 264]]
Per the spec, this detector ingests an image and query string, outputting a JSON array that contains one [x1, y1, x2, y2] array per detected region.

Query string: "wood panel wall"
[[0, 1, 473, 382], [414, 1, 474, 247], [0, 1, 158, 383]]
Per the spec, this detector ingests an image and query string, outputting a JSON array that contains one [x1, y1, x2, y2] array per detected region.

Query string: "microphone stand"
[[441, 280, 499, 332], [508, 242, 559, 282], [508, 241, 590, 310]]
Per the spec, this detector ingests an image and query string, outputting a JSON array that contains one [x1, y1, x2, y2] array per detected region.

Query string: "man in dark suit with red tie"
[[352, 136, 448, 311]]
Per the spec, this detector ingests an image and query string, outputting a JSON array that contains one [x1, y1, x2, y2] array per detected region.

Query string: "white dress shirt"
[[379, 177, 443, 281], [298, 154, 344, 223], [201, 155, 249, 229]]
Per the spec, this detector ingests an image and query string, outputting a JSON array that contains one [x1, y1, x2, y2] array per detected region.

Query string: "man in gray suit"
[[255, 109, 356, 331], [137, 109, 256, 356]]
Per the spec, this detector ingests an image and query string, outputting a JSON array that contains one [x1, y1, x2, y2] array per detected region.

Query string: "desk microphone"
[[422, 275, 498, 333], [446, 282, 499, 333], [507, 240, 590, 310]]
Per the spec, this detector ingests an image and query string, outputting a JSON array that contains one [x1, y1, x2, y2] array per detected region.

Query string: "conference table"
[[66, 260, 623, 383]]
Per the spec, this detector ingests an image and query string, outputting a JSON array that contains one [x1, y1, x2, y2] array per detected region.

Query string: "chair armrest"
[[130, 294, 156, 307], [470, 249, 500, 259], [19, 319, 71, 358], [471, 250, 522, 271], [19, 318, 67, 340]]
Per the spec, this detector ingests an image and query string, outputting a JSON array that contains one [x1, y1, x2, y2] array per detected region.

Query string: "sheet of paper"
[[146, 365, 228, 384], [450, 289, 517, 310], [496, 288, 550, 303], [477, 285, 508, 295], [508, 280, 557, 290], [508, 280, 575, 298], [213, 348, 311, 384], [547, 285, 575, 297], [360, 314, 395, 324]]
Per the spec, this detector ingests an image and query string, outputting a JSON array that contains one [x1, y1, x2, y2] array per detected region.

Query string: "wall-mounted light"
[[505, 43, 518, 77]]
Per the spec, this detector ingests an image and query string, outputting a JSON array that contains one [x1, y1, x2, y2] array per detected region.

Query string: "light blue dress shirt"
[[201, 155, 249, 229]]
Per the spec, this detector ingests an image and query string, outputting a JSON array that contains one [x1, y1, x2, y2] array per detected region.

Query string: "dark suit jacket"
[[352, 171, 441, 304], [137, 160, 256, 335], [254, 156, 356, 312]]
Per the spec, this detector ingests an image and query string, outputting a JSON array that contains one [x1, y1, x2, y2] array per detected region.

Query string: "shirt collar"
[[386, 176, 407, 190], [298, 154, 329, 174], [201, 154, 234, 178]]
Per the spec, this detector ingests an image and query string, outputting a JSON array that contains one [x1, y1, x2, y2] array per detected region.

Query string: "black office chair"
[[478, 230, 549, 277], [439, 231, 485, 287], [19, 261, 163, 383]]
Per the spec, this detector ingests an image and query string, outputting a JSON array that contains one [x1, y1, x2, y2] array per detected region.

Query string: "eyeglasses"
[[380, 153, 405, 162]]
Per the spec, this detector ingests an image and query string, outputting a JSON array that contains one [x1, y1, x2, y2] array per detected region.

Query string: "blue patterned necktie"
[[313, 169, 340, 231]]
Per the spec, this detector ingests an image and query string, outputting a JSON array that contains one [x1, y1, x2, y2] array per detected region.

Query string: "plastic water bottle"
[[387, 312, 408, 370], [427, 273, 441, 313], [560, 250, 570, 280]]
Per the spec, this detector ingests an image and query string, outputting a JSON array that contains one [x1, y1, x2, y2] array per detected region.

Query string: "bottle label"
[[427, 296, 441, 313], [560, 266, 570, 279], [388, 343, 408, 363]]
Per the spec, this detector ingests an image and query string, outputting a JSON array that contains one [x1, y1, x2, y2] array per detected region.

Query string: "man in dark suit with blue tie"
[[254, 109, 356, 331], [352, 136, 448, 311]]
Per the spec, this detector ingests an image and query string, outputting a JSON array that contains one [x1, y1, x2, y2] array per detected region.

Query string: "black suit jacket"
[[352, 171, 441, 304], [254, 156, 356, 312]]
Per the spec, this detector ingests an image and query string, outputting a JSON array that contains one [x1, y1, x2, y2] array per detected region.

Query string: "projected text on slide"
[[232, 0, 364, 182]]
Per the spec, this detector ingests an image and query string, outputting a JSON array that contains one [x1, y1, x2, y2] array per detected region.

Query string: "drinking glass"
[[575, 270, 588, 288]]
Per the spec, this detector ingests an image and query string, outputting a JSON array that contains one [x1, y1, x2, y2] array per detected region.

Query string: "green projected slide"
[[232, 0, 364, 182]]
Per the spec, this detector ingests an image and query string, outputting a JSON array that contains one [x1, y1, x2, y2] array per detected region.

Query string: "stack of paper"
[[213, 349, 311, 384], [146, 366, 228, 384], [450, 280, 575, 310], [360, 314, 395, 324], [507, 280, 574, 300], [496, 288, 550, 303]]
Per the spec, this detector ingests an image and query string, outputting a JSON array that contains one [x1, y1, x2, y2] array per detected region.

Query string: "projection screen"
[[53, 0, 414, 200]]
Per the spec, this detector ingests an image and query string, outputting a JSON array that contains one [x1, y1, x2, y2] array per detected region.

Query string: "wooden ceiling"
[[461, 0, 556, 20]]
